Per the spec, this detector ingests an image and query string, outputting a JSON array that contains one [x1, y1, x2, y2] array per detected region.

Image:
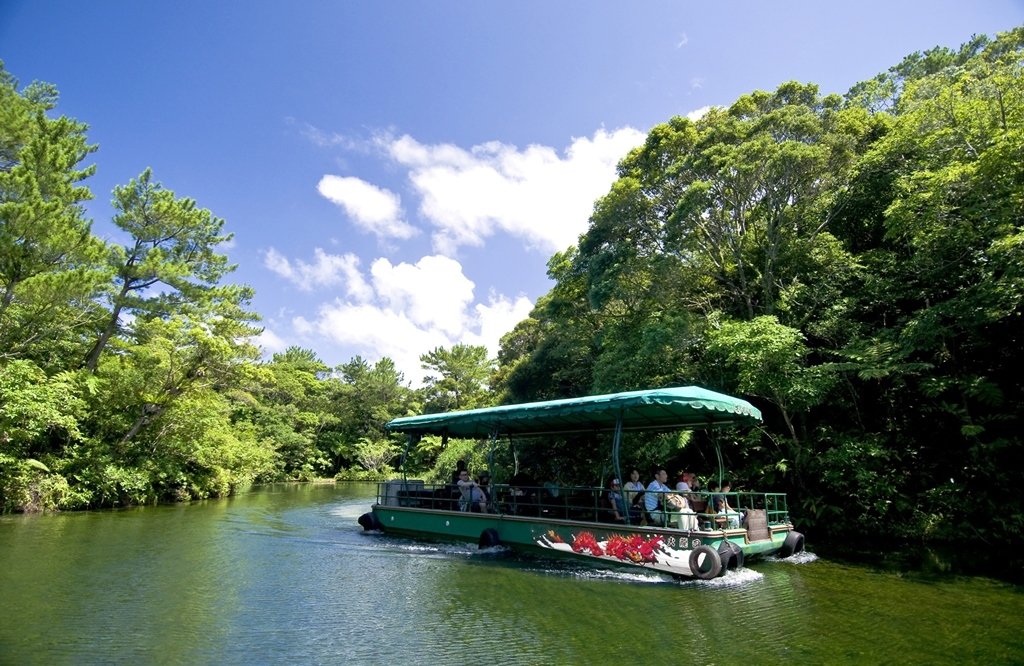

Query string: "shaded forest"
[[2, 28, 1023, 545]]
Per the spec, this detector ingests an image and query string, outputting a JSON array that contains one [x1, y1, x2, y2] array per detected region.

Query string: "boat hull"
[[370, 505, 791, 578]]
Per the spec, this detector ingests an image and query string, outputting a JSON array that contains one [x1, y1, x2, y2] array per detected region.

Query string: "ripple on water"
[[678, 566, 766, 588], [532, 565, 668, 584], [6, 486, 1022, 665], [763, 550, 819, 564], [328, 504, 366, 519]]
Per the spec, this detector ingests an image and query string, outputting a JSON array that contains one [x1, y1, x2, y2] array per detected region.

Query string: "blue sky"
[[2, 1, 1022, 384]]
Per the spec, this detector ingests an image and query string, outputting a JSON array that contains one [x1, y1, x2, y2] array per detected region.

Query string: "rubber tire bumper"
[[358, 512, 382, 531], [717, 541, 735, 574], [478, 528, 500, 549], [720, 540, 744, 570], [778, 530, 805, 558], [689, 545, 723, 580]]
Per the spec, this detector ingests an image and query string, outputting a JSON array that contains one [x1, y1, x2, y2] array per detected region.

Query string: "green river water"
[[0, 483, 1021, 665]]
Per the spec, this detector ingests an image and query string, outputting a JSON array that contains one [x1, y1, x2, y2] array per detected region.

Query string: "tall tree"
[[420, 343, 495, 413], [493, 248, 601, 403], [0, 61, 107, 364], [823, 27, 1024, 541], [83, 169, 236, 371], [334, 356, 415, 474]]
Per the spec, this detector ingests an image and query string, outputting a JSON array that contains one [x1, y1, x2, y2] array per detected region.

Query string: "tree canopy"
[[2, 28, 1023, 549], [492, 28, 1024, 544]]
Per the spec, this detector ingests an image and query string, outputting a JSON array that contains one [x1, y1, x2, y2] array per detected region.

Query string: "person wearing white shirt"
[[457, 470, 487, 513], [624, 468, 645, 506], [645, 468, 672, 526], [646, 467, 697, 529]]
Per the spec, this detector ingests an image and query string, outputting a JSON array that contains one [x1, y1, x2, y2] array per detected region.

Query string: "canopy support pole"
[[510, 434, 519, 476], [714, 435, 724, 490], [611, 414, 627, 525], [400, 433, 418, 507], [400, 434, 415, 480], [488, 427, 499, 513]]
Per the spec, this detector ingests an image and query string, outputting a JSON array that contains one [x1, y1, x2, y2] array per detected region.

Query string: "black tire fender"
[[722, 540, 744, 570], [479, 528, 500, 549], [778, 530, 805, 558], [689, 544, 723, 580], [358, 511, 382, 531], [717, 541, 735, 574]]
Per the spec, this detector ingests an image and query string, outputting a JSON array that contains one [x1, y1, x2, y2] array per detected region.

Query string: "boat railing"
[[376, 480, 789, 531]]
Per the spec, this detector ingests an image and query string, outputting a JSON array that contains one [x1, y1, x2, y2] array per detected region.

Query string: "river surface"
[[1, 483, 1022, 665]]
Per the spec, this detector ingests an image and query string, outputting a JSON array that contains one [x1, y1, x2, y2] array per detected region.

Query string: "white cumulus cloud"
[[686, 106, 712, 121], [257, 328, 289, 355], [283, 125, 643, 381], [317, 175, 418, 240], [380, 127, 646, 255], [283, 252, 533, 385], [264, 247, 372, 299], [369, 255, 474, 337], [463, 293, 535, 352]]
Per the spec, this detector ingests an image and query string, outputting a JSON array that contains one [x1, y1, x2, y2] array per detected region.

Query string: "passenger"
[[623, 468, 645, 506], [456, 470, 488, 513], [508, 473, 538, 516], [669, 472, 698, 530], [644, 467, 673, 527], [703, 480, 723, 528], [683, 473, 705, 513], [543, 472, 560, 498], [678, 471, 700, 491], [478, 473, 493, 511], [719, 480, 743, 528], [607, 478, 640, 524], [450, 459, 467, 486], [708, 480, 724, 513], [670, 498, 698, 530]]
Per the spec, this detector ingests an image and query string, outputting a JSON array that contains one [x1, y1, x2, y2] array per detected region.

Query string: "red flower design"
[[571, 531, 605, 556], [603, 533, 663, 563]]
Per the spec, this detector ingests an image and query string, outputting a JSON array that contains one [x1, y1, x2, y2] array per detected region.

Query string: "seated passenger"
[[450, 459, 467, 486], [623, 468, 645, 506], [706, 480, 724, 527], [508, 473, 538, 516], [543, 472, 561, 498], [478, 473, 493, 511], [607, 478, 640, 524], [678, 471, 703, 494], [456, 470, 488, 513], [681, 476, 704, 515], [644, 467, 672, 526], [719, 480, 743, 528], [666, 490, 698, 531]]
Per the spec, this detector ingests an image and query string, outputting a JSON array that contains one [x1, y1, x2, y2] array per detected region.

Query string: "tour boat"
[[358, 387, 804, 580]]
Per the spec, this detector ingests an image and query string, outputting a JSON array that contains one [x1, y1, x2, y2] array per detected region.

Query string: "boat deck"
[[377, 480, 789, 534]]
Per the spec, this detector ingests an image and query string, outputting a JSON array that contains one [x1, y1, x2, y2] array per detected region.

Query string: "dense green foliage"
[[2, 28, 1023, 548], [492, 29, 1024, 544], [0, 60, 446, 509]]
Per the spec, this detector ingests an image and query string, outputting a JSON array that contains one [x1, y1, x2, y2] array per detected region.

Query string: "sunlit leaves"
[[0, 61, 108, 364], [420, 343, 494, 413]]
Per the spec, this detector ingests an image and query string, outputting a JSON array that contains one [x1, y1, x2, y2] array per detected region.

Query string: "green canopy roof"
[[386, 386, 761, 438]]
